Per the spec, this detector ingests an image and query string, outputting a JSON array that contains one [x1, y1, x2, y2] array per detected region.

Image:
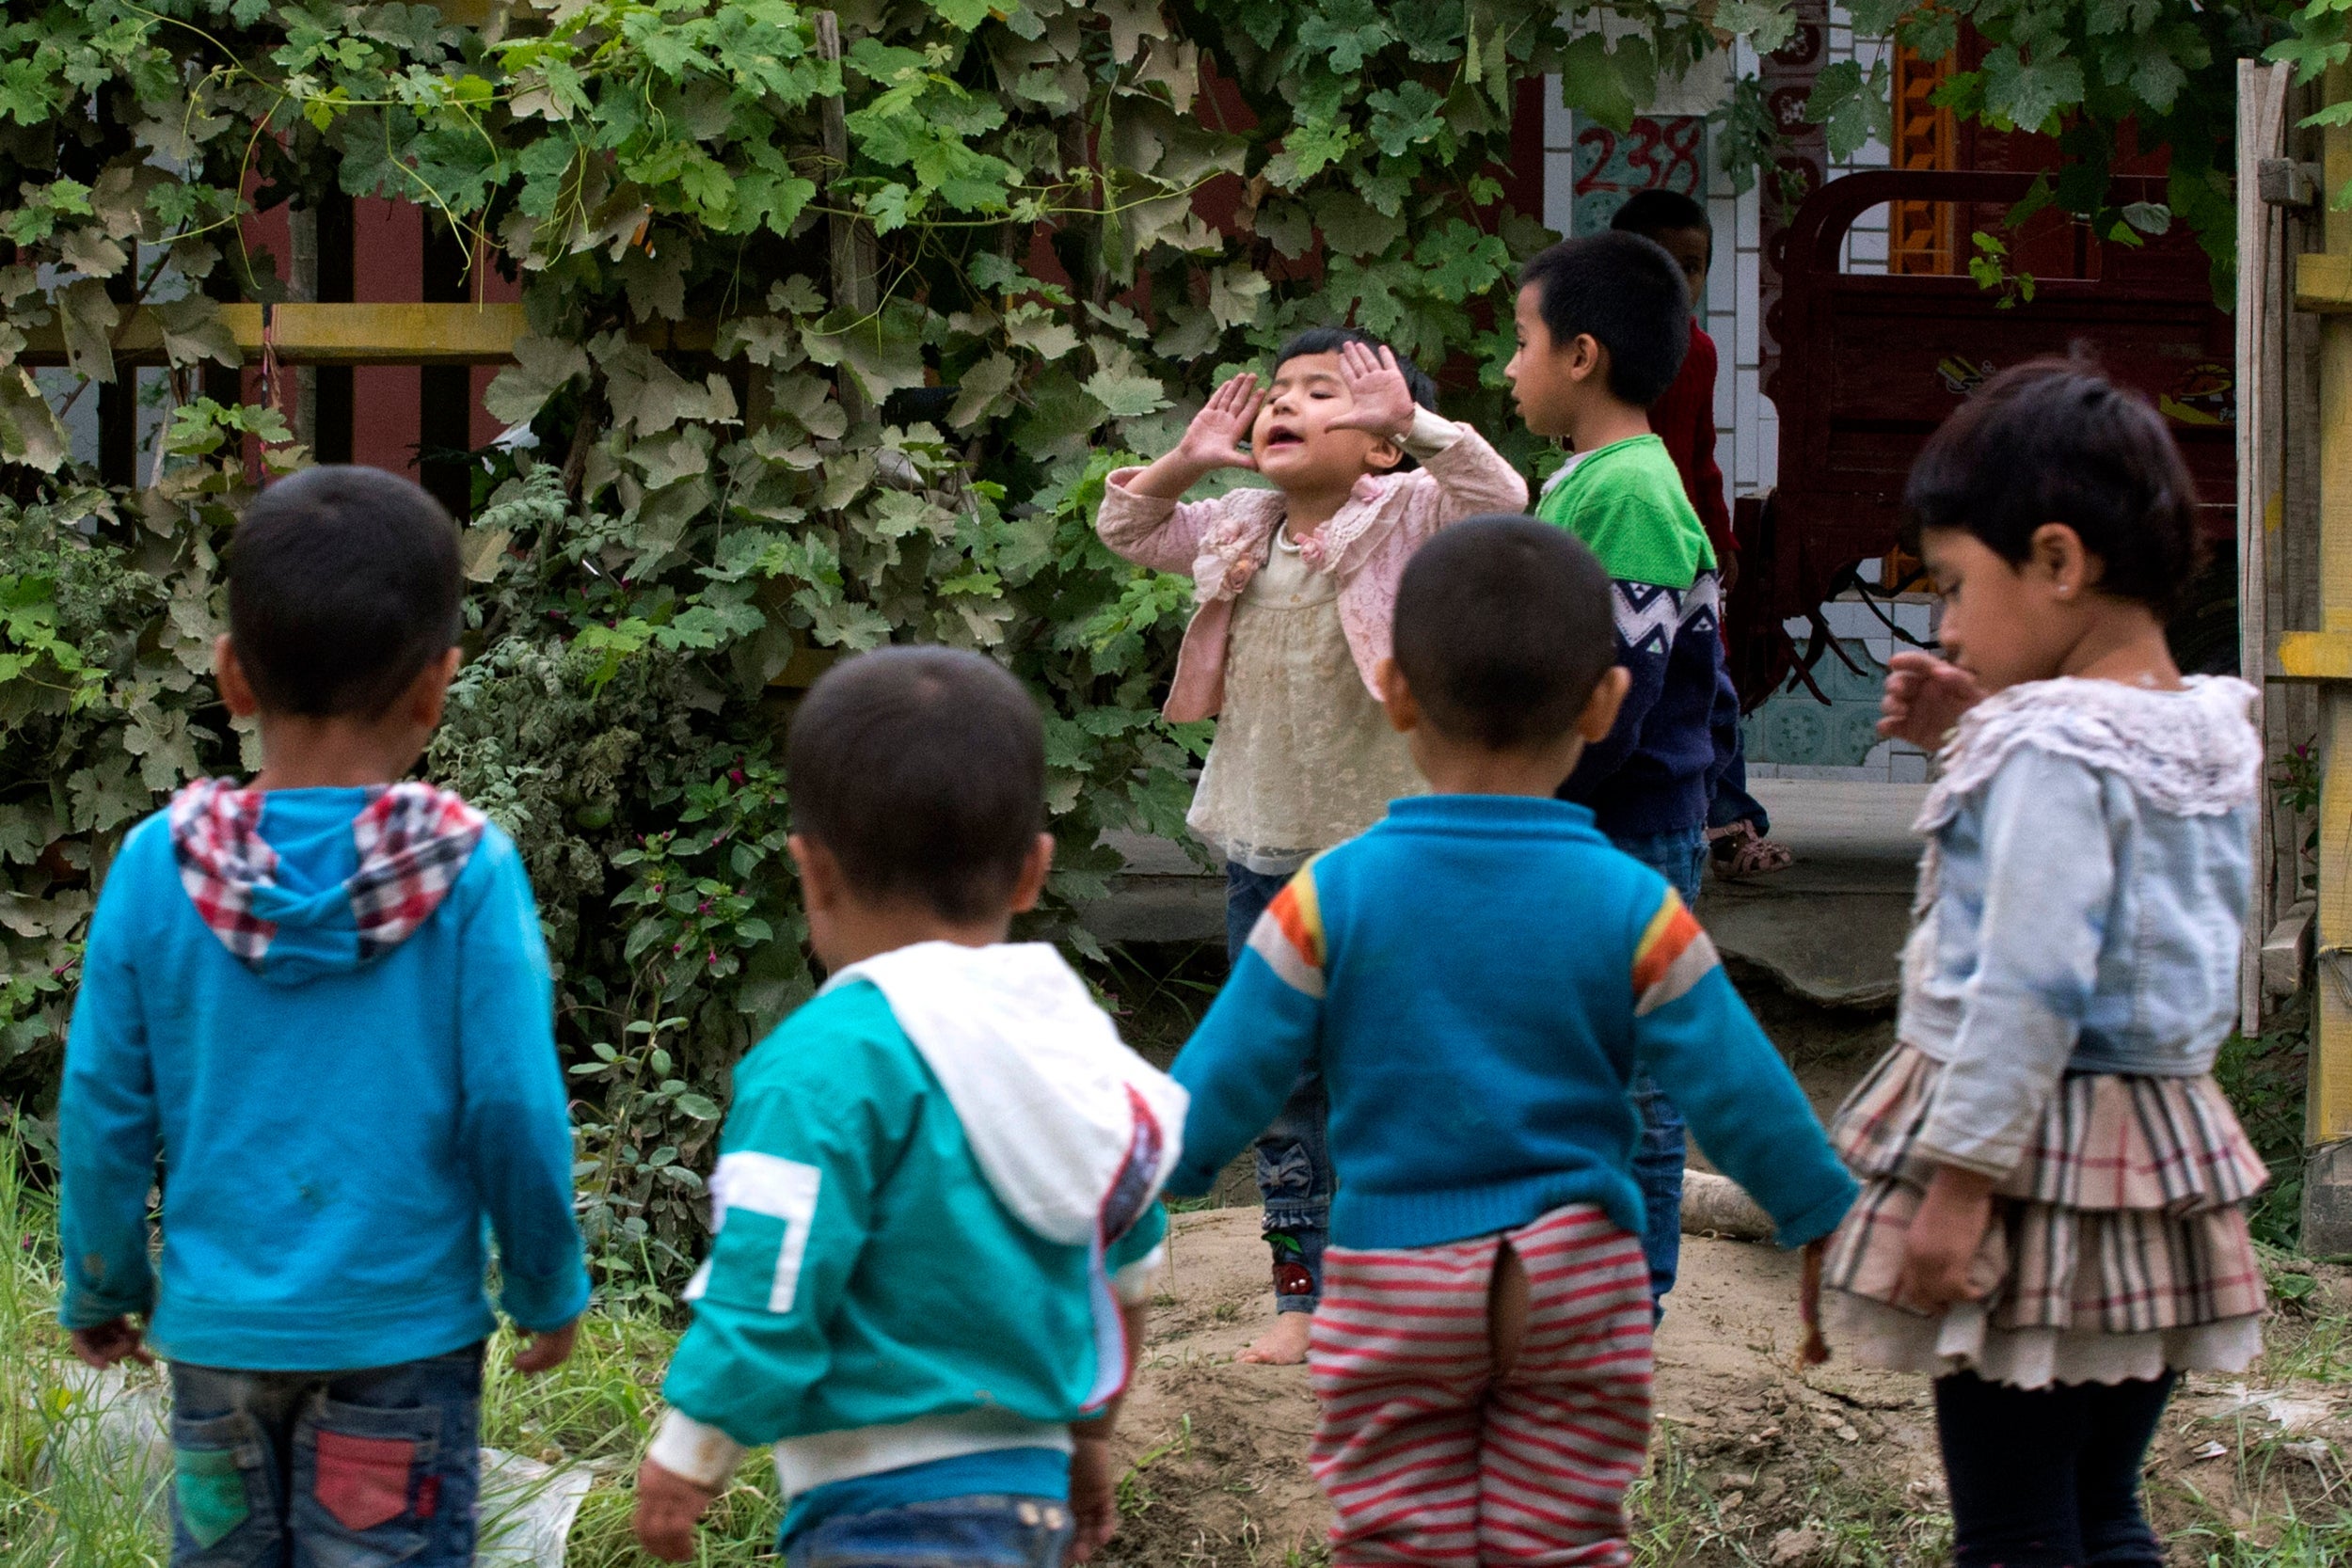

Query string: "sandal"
[[1708, 820, 1795, 879]]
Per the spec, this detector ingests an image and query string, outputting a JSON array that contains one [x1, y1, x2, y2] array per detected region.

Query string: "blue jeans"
[[785, 1495, 1074, 1568], [1610, 824, 1707, 1314], [1228, 863, 1330, 1314], [165, 1343, 485, 1568], [1708, 668, 1771, 836]]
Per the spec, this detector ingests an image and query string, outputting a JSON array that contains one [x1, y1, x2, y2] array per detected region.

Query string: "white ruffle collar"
[[1915, 674, 2261, 837]]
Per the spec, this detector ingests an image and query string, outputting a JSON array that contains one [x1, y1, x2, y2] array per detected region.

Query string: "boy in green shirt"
[[630, 647, 1186, 1566], [1503, 230, 1741, 1317]]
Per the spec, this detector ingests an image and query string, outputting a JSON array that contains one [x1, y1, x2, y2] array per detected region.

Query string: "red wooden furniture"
[[1731, 168, 2235, 704]]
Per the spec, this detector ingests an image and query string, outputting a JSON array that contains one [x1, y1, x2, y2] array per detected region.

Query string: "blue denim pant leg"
[[166, 1344, 485, 1568], [1708, 728, 1772, 836], [1226, 863, 1334, 1313], [786, 1495, 1075, 1568], [1608, 825, 1708, 1316]]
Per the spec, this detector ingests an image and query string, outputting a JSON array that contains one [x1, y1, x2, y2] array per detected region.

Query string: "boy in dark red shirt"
[[1611, 192, 1791, 878]]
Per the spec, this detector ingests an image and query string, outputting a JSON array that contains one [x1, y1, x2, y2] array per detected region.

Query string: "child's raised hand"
[[1877, 650, 1983, 752], [1327, 341, 1418, 442], [1173, 373, 1264, 471]]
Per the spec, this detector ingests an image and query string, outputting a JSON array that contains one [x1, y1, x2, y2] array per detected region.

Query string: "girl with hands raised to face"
[[1819, 358, 2270, 1568], [1097, 328, 1525, 1366]]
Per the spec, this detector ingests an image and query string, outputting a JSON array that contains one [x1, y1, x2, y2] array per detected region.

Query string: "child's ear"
[[407, 646, 463, 730], [787, 833, 841, 912], [1568, 334, 1608, 386], [1576, 665, 1631, 742], [1362, 436, 1404, 473], [214, 635, 260, 719], [2027, 521, 2097, 598], [1006, 832, 1056, 916], [1376, 657, 1420, 734]]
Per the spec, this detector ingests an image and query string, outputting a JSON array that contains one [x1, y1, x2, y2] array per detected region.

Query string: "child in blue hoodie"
[[1168, 518, 1852, 1567], [58, 466, 588, 1568], [630, 647, 1186, 1568]]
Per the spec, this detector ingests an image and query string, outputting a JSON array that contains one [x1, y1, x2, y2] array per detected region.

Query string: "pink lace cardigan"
[[1093, 425, 1528, 721]]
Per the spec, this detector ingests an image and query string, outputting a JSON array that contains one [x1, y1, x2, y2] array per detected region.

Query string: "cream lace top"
[[1186, 530, 1426, 873]]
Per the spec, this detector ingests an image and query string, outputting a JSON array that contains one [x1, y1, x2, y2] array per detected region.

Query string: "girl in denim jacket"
[[1820, 359, 2266, 1568]]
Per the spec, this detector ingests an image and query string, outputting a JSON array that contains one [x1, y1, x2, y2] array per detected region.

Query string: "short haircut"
[[1612, 190, 1712, 250], [1517, 232, 1691, 406], [1392, 515, 1617, 750], [1905, 355, 2201, 611], [787, 646, 1046, 922], [1272, 325, 1438, 414], [228, 465, 463, 718]]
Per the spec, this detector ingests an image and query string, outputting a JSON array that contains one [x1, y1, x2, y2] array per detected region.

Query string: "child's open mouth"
[[1263, 425, 1305, 450]]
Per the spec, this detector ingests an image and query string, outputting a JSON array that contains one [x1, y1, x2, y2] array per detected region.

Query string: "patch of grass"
[[0, 1133, 170, 1567], [0, 1133, 777, 1566], [1629, 1422, 1952, 1567], [2213, 1001, 2312, 1252]]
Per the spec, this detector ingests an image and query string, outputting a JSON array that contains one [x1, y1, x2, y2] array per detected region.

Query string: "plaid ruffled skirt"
[[1821, 1043, 2270, 1388]]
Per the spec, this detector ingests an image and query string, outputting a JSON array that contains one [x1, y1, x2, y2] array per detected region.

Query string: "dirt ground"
[[1097, 1206, 2352, 1567], [1095, 972, 2352, 1566]]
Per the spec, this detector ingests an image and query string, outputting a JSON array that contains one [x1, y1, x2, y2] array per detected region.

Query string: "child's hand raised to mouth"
[[1326, 341, 1421, 442], [1171, 372, 1267, 473]]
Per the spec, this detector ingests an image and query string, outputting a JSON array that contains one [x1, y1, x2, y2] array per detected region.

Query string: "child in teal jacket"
[[633, 647, 1185, 1568]]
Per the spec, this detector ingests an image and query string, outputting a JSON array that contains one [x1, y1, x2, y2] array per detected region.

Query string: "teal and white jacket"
[[648, 941, 1186, 1508]]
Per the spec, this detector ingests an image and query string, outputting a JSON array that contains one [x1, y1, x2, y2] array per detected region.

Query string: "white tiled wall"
[[1544, 11, 1895, 520]]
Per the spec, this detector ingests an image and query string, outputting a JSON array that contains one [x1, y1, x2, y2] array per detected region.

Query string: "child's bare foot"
[[1239, 1310, 1312, 1365]]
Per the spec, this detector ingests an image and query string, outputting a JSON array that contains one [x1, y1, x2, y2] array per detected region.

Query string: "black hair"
[[1392, 515, 1617, 750], [787, 645, 1046, 923], [1271, 326, 1438, 411], [1611, 190, 1712, 251], [227, 465, 464, 718], [1517, 232, 1691, 406], [1904, 355, 2201, 611]]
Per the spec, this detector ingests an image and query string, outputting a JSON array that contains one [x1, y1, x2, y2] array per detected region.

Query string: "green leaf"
[[1308, 189, 1405, 258], [1556, 34, 1636, 135], [1364, 81, 1445, 157], [483, 335, 590, 427], [1081, 366, 1169, 419], [1980, 46, 2085, 133], [1295, 0, 1391, 75], [930, 0, 993, 30]]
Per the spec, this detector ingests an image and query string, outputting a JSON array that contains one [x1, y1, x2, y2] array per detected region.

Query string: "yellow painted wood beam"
[[2299, 252, 2352, 314], [16, 303, 530, 368], [2279, 629, 2352, 679], [2313, 62, 2352, 1148], [13, 302, 728, 371]]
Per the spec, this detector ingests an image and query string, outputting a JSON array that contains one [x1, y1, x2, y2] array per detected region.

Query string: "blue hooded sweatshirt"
[[57, 783, 589, 1370]]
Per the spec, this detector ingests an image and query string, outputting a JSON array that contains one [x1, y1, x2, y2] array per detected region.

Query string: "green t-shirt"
[[1532, 435, 1715, 589]]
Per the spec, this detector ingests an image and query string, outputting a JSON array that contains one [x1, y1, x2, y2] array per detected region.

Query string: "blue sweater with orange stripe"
[[1167, 795, 1855, 1251]]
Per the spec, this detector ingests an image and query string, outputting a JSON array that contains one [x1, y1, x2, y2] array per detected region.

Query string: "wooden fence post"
[[2299, 63, 2352, 1250]]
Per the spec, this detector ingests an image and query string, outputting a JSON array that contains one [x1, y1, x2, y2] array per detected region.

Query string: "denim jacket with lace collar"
[[1897, 675, 2260, 1178]]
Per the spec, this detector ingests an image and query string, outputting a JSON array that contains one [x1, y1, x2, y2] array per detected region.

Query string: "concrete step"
[[1073, 779, 1927, 1010]]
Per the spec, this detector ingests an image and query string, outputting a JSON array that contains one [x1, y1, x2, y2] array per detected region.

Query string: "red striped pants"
[[1307, 1205, 1654, 1566]]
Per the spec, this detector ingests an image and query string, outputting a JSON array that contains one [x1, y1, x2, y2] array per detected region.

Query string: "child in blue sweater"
[[631, 648, 1186, 1568], [58, 467, 588, 1568], [1168, 517, 1852, 1568]]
